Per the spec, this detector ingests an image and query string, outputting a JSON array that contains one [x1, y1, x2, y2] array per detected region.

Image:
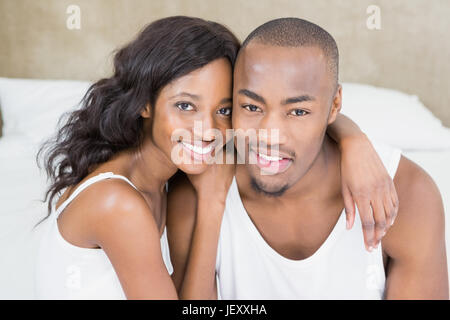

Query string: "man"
[[168, 18, 448, 299]]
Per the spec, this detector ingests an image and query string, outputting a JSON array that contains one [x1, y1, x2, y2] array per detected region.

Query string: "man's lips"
[[250, 147, 294, 160], [250, 149, 293, 174]]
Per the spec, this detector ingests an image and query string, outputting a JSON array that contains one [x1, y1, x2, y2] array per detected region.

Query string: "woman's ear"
[[141, 104, 152, 118], [327, 84, 342, 125]]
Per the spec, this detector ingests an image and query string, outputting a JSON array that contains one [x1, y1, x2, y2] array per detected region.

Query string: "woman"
[[35, 16, 396, 299]]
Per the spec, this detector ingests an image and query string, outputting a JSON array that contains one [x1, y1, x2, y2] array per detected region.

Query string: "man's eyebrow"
[[169, 92, 201, 100], [282, 95, 315, 105], [238, 89, 266, 105]]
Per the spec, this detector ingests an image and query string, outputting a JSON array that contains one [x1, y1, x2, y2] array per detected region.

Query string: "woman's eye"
[[176, 102, 194, 111], [243, 104, 261, 113], [290, 109, 308, 116], [217, 107, 232, 116]]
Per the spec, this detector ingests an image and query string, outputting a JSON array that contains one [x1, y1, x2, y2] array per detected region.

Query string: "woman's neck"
[[126, 138, 178, 195]]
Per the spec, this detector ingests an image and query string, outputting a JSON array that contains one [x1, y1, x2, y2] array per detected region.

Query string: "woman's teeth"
[[181, 141, 213, 155], [258, 152, 282, 161]]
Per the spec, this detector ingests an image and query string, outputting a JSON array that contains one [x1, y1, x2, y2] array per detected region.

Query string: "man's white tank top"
[[35, 172, 173, 299], [216, 142, 401, 299]]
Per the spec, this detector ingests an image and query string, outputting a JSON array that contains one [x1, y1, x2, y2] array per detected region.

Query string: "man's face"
[[232, 42, 341, 196]]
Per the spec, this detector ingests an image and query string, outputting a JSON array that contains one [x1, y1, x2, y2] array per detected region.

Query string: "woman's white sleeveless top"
[[35, 172, 173, 299]]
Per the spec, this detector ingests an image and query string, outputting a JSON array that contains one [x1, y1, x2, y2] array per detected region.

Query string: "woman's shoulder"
[[77, 177, 151, 223], [57, 171, 146, 214], [59, 176, 156, 246], [83, 178, 161, 246]]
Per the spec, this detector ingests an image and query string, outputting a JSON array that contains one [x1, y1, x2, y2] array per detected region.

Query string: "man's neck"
[[234, 135, 346, 261]]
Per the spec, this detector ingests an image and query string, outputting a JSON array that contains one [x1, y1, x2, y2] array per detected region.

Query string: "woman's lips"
[[253, 150, 292, 174], [180, 141, 215, 162]]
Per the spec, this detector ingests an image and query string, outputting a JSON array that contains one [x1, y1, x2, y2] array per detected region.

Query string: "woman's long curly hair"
[[37, 16, 240, 222]]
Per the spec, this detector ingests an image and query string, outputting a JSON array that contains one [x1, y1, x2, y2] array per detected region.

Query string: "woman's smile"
[[180, 140, 217, 162]]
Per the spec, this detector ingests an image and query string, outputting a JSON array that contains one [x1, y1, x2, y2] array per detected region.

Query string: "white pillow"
[[341, 82, 450, 151], [0, 78, 91, 144]]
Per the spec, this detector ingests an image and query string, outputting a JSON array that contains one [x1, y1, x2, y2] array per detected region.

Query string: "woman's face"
[[148, 58, 233, 175]]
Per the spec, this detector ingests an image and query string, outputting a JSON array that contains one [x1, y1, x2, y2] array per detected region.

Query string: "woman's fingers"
[[390, 180, 400, 225], [342, 185, 356, 230], [355, 197, 376, 251], [349, 180, 399, 252], [383, 182, 397, 229], [371, 198, 387, 247]]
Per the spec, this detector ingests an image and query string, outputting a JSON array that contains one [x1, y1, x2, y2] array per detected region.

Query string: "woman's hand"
[[339, 133, 399, 252], [186, 149, 235, 207]]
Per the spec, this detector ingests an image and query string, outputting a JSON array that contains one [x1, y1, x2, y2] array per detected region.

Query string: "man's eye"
[[290, 109, 308, 116], [243, 105, 261, 112], [217, 107, 232, 116], [176, 102, 194, 111]]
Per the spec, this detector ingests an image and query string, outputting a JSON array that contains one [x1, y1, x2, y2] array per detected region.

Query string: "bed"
[[0, 78, 449, 298]]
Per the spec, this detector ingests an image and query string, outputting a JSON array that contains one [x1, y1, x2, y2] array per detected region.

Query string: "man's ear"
[[141, 104, 151, 118], [327, 84, 342, 125]]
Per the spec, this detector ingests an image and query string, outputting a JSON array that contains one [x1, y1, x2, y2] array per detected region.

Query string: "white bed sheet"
[[0, 134, 50, 299], [0, 134, 449, 298]]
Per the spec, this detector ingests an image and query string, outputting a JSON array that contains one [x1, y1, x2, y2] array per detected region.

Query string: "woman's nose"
[[192, 115, 216, 142]]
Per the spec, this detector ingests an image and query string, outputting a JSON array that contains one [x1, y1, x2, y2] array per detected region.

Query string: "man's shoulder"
[[382, 155, 445, 257], [394, 155, 442, 208]]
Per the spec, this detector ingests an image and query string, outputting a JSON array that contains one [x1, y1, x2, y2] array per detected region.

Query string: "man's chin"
[[249, 175, 289, 198]]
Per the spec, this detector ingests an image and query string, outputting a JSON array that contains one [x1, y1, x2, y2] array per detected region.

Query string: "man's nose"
[[257, 111, 288, 146]]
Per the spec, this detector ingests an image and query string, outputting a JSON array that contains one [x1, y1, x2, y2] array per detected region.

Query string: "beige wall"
[[0, 107, 3, 136], [0, 0, 449, 126]]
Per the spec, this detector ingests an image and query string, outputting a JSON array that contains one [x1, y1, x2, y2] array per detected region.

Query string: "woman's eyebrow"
[[219, 97, 232, 104], [170, 92, 201, 100]]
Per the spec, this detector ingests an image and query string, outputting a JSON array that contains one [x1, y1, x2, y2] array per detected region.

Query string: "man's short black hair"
[[241, 17, 339, 85]]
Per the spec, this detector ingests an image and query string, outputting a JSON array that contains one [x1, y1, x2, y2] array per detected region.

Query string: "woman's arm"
[[166, 172, 198, 293], [327, 113, 364, 144], [90, 180, 178, 299], [327, 113, 399, 252], [176, 158, 235, 299], [179, 197, 225, 299]]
